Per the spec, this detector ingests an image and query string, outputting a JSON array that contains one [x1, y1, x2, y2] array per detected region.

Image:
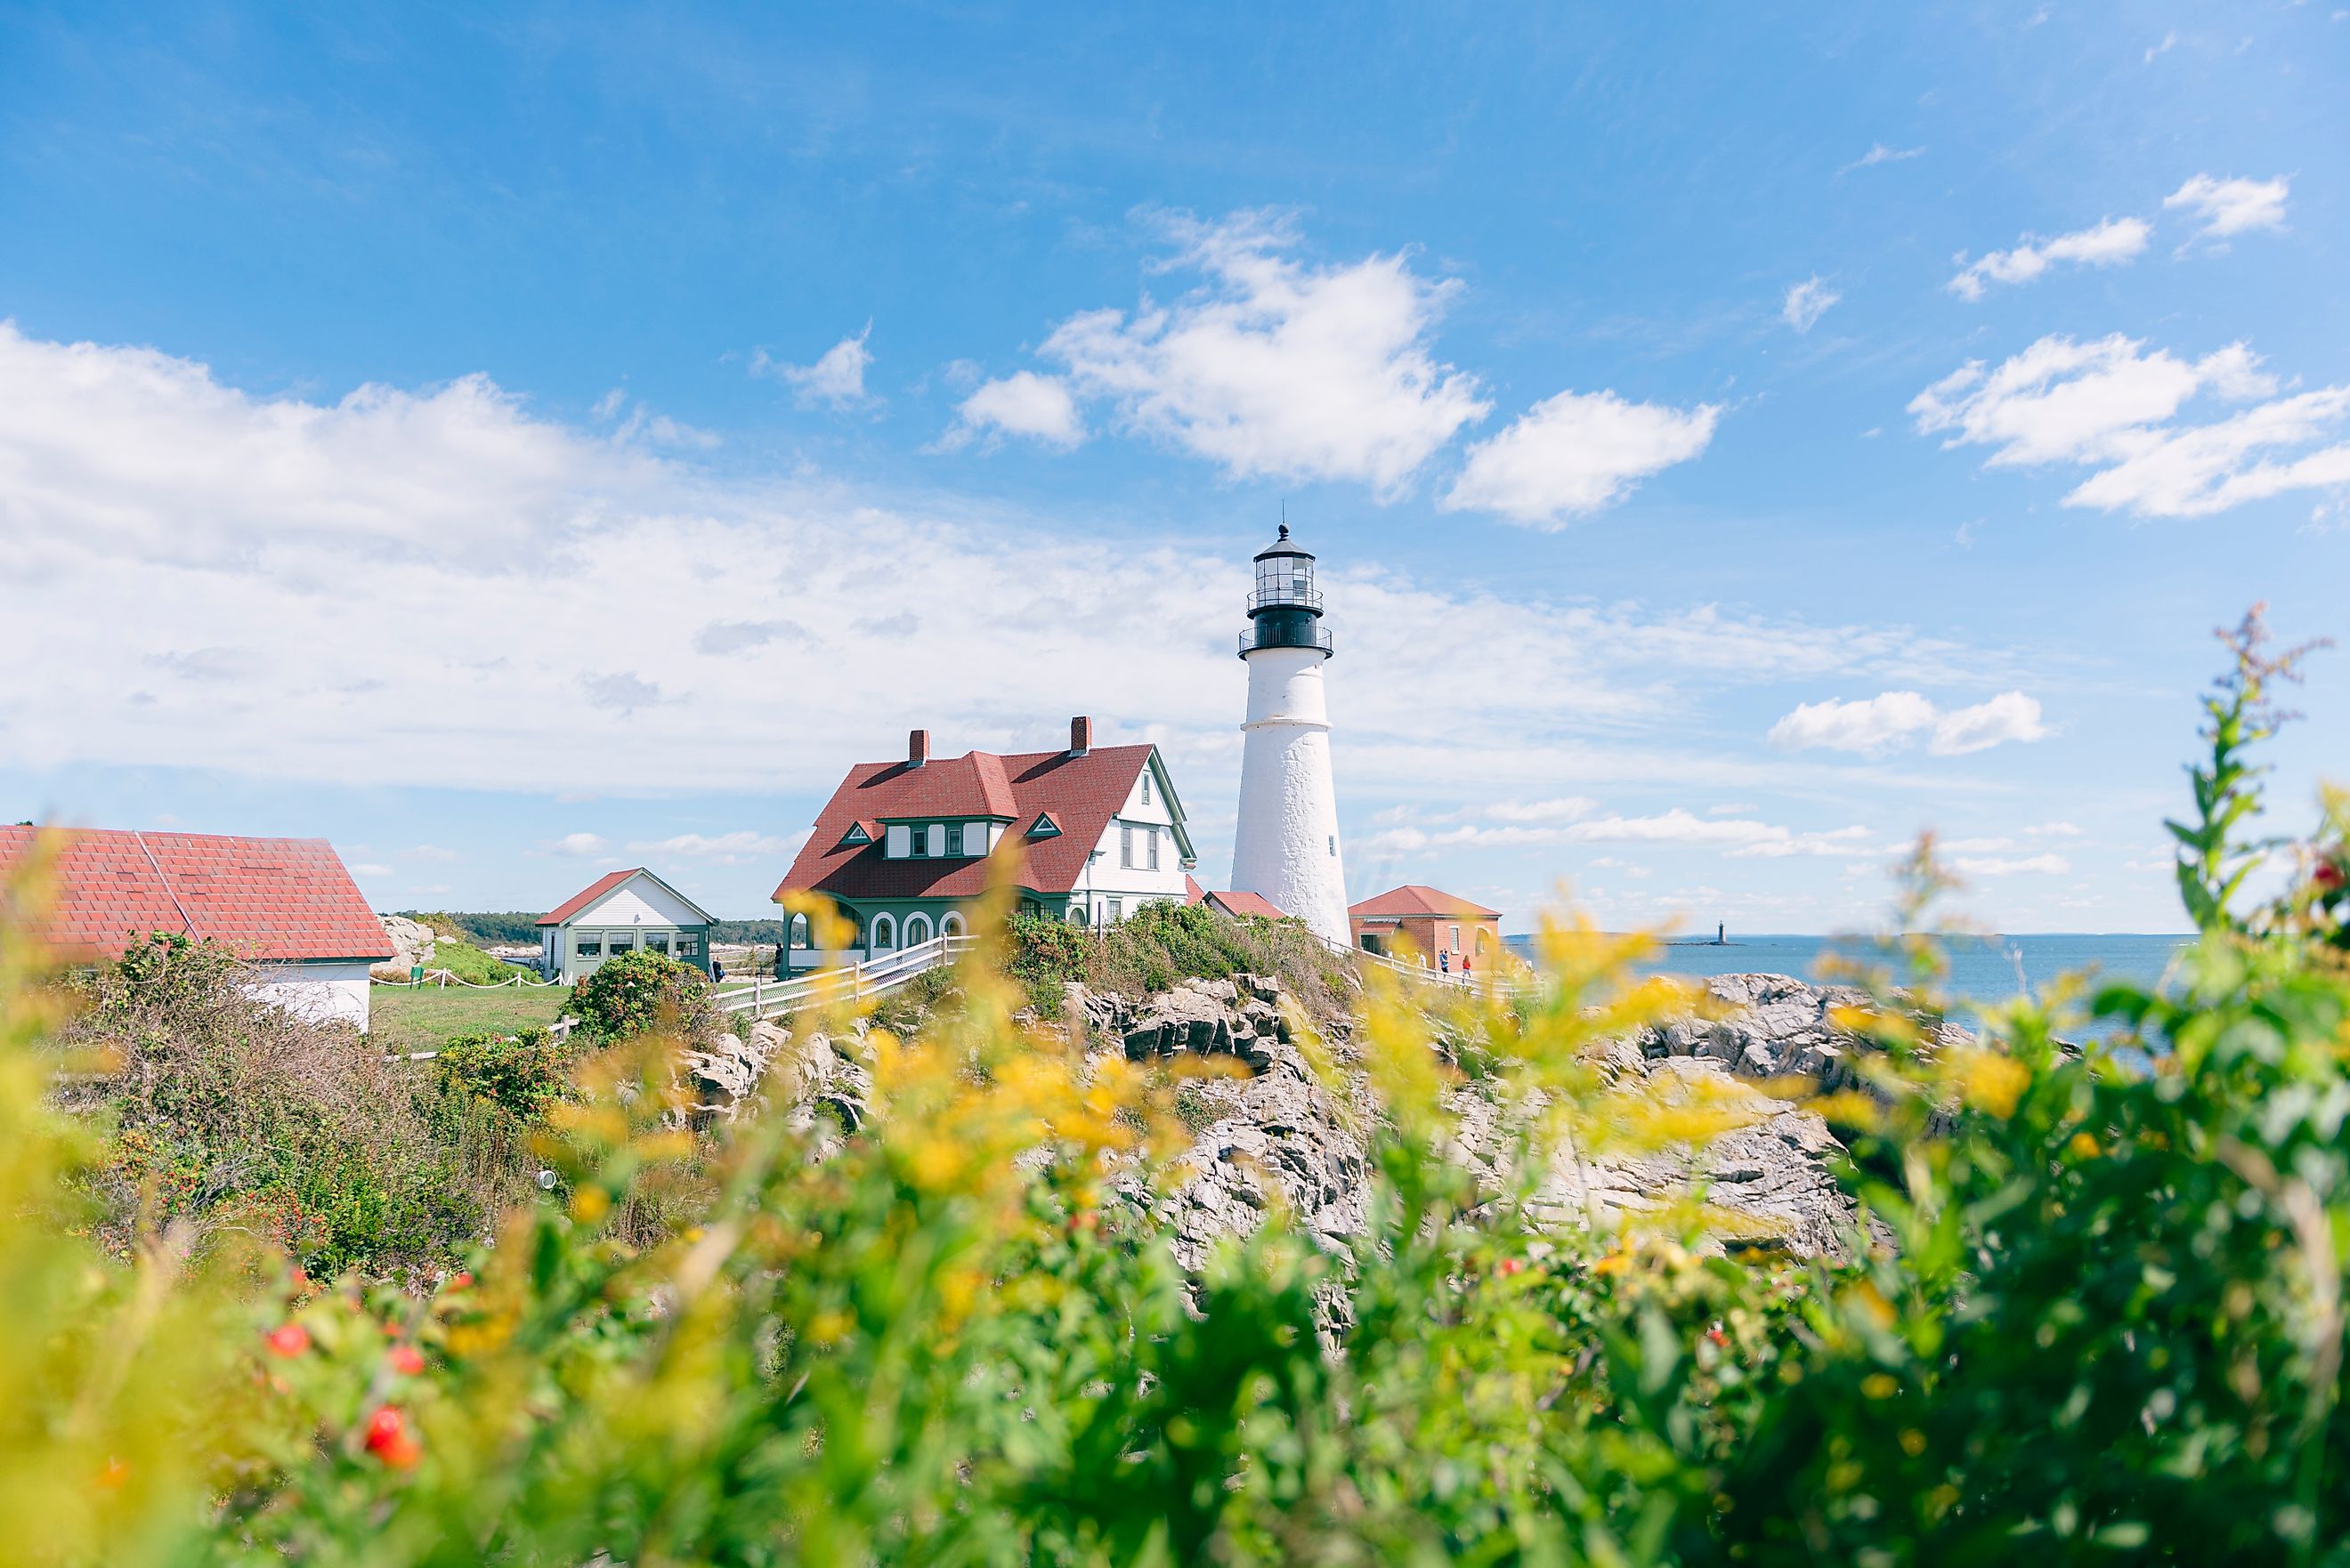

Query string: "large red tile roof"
[[1349, 883, 1502, 920], [774, 742, 1167, 905], [0, 827, 393, 963]]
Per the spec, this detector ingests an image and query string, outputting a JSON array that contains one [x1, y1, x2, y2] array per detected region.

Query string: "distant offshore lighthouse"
[[1230, 525, 1350, 948]]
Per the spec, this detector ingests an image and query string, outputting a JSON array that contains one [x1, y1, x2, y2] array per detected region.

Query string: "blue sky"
[[2, 1, 2344, 933]]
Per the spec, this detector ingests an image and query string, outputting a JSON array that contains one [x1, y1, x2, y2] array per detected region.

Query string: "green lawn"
[[368, 983, 574, 1055]]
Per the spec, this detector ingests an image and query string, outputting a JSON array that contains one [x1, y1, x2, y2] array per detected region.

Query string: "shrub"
[[432, 1029, 569, 1120], [53, 933, 505, 1277], [571, 948, 713, 1041]]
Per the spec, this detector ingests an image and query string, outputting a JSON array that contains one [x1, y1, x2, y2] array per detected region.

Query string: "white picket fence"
[[1325, 934, 1531, 998], [711, 933, 978, 1025]]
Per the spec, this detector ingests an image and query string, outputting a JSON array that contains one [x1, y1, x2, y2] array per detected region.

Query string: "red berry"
[[363, 1405, 420, 1468], [387, 1345, 426, 1377], [264, 1322, 310, 1358]]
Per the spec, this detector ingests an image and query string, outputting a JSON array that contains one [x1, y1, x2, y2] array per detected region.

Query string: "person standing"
[[1438, 950, 1450, 975]]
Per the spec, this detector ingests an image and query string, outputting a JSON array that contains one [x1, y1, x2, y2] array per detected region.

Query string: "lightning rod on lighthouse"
[[1230, 524, 1350, 948]]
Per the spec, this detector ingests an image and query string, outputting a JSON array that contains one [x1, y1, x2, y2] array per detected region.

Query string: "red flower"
[[264, 1322, 311, 1358], [2316, 861, 2344, 890], [446, 1271, 473, 1291], [1496, 1257, 1523, 1276], [387, 1345, 426, 1377], [1706, 1326, 1729, 1346], [363, 1405, 421, 1469]]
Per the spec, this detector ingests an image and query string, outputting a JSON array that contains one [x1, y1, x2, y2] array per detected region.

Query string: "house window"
[[1068, 902, 1088, 926], [871, 914, 898, 950], [1120, 824, 1135, 869], [608, 934, 635, 954], [646, 934, 670, 955], [887, 824, 912, 858], [1106, 898, 1122, 924], [788, 915, 810, 949], [1147, 828, 1160, 871], [1140, 772, 1152, 806], [1328, 835, 1337, 856], [1449, 925, 1462, 954], [926, 823, 946, 858], [677, 934, 701, 957], [941, 912, 967, 938], [576, 933, 603, 957], [905, 911, 935, 946]]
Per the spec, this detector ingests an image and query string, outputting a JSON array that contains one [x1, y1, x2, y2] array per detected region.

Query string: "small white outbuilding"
[[536, 868, 716, 985], [0, 826, 394, 1030]]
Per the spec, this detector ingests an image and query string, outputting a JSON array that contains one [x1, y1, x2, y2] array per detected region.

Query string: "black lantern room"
[[1238, 525, 1335, 659]]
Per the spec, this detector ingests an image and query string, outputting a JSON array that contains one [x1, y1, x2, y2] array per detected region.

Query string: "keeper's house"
[[0, 826, 393, 1030], [1349, 884, 1503, 965], [771, 717, 1195, 967], [537, 868, 715, 985]]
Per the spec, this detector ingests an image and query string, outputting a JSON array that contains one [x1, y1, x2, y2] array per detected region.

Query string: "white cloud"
[[551, 833, 608, 857], [1769, 690, 2048, 756], [2143, 29, 2178, 62], [1441, 389, 1719, 528], [2164, 174, 2290, 242], [1841, 142, 1925, 174], [939, 371, 1085, 450], [1912, 333, 2350, 517], [0, 319, 2024, 836], [1782, 276, 1841, 333], [1768, 691, 1939, 755], [1952, 853, 2070, 876], [1929, 691, 2049, 755], [1483, 796, 1598, 824], [1033, 211, 1489, 493], [1359, 805, 1876, 861], [630, 829, 807, 866], [351, 862, 393, 877], [1948, 216, 2151, 300], [754, 325, 874, 409]]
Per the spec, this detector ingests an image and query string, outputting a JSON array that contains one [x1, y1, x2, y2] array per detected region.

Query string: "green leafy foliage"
[[432, 1029, 570, 1120], [4, 613, 2348, 1564], [571, 947, 714, 1041]]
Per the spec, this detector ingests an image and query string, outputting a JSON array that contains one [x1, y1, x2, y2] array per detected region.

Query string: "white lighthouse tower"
[[1230, 525, 1350, 948]]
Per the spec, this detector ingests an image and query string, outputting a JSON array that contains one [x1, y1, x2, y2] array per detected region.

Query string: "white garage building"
[[0, 826, 394, 1030]]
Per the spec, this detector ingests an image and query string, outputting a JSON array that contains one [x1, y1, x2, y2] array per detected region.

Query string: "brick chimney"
[[1068, 715, 1092, 757], [908, 728, 930, 768]]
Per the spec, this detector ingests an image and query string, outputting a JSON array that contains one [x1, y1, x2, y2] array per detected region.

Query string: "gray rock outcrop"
[[375, 914, 434, 981]]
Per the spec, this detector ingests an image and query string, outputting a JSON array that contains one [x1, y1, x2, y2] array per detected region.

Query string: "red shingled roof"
[[1204, 889, 1287, 921], [537, 868, 714, 927], [1348, 884, 1502, 919], [774, 743, 1164, 904], [0, 827, 393, 963]]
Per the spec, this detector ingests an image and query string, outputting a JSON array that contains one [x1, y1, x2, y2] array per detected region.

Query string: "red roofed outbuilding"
[[772, 717, 1195, 962], [0, 826, 393, 1029], [1348, 884, 1503, 969], [535, 868, 715, 985]]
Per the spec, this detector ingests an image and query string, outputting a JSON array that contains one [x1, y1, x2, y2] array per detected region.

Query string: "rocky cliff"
[[701, 969, 1886, 1268]]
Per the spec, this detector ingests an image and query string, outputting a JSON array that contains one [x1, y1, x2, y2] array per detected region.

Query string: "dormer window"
[[925, 823, 946, 858], [1028, 812, 1061, 839], [838, 822, 871, 849], [887, 824, 911, 858]]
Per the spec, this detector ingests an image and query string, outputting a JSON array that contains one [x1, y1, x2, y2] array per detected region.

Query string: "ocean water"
[[1505, 932, 2195, 1025]]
